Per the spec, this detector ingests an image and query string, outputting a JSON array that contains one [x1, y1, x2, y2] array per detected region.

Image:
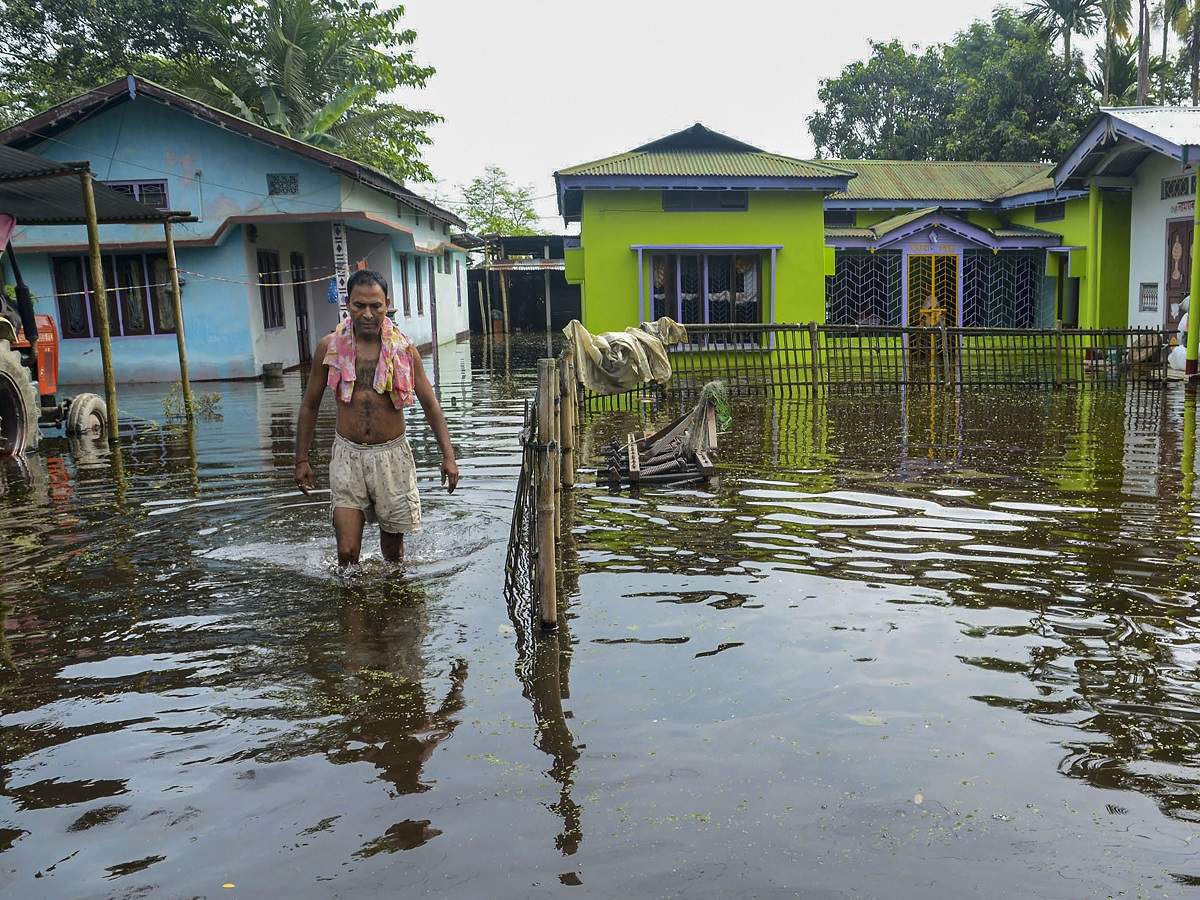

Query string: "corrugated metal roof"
[[825, 160, 1051, 201], [1104, 106, 1200, 148], [0, 144, 192, 225], [826, 209, 1061, 243], [558, 149, 851, 179]]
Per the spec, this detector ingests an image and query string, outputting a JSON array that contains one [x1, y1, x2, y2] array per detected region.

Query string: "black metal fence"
[[582, 323, 1171, 407]]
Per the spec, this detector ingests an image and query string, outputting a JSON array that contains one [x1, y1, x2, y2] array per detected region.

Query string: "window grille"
[[961, 251, 1042, 328], [256, 250, 285, 329], [104, 180, 169, 209], [1139, 282, 1159, 313], [824, 251, 903, 326], [266, 173, 300, 195], [52, 253, 177, 339]]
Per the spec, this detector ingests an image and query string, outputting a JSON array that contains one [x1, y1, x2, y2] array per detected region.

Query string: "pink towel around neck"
[[324, 316, 415, 409]]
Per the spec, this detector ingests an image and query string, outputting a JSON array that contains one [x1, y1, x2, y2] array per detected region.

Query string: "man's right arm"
[[295, 335, 331, 494]]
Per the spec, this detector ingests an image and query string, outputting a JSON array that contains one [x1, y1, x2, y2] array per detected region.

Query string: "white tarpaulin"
[[563, 317, 688, 394]]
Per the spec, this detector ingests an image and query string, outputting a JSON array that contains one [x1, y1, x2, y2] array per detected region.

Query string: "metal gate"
[[907, 254, 958, 326]]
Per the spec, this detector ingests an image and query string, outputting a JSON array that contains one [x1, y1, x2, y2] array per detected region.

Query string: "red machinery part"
[[12, 314, 58, 397]]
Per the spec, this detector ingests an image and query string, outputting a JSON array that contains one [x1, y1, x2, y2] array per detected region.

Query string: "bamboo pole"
[[560, 351, 576, 488], [80, 170, 119, 441], [537, 358, 558, 629], [499, 268, 512, 336], [163, 219, 194, 420], [476, 281, 490, 368]]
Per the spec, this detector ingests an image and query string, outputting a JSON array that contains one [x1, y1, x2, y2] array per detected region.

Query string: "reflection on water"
[[4, 339, 1200, 897]]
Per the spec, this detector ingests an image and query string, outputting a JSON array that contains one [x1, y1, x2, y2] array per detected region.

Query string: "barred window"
[[53, 253, 176, 339], [1139, 283, 1159, 313], [104, 180, 169, 209], [256, 250, 285, 329]]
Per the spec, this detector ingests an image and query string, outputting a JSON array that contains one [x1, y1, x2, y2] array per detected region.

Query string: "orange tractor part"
[[12, 314, 58, 396]]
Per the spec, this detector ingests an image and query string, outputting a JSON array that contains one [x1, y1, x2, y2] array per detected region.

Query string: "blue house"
[[1, 76, 472, 384]]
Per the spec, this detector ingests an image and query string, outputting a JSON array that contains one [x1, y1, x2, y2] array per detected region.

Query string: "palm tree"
[[1171, 0, 1200, 103], [177, 0, 438, 178], [1155, 0, 1188, 102], [1023, 0, 1105, 68], [1090, 39, 1141, 101], [1101, 0, 1133, 102]]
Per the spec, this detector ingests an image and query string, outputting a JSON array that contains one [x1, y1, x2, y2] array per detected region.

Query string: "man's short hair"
[[347, 268, 389, 298]]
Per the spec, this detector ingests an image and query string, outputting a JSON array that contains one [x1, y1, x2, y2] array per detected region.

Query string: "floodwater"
[[4, 338, 1200, 898]]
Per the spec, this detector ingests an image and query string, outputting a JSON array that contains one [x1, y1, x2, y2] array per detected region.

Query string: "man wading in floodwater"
[[294, 269, 458, 565]]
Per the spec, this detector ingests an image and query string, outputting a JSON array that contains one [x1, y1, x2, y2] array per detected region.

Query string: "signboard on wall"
[[331, 222, 350, 306]]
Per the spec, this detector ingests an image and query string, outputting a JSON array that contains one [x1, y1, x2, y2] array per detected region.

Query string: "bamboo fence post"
[[163, 219, 195, 420], [476, 281, 490, 366], [80, 170, 119, 441], [560, 351, 577, 488], [553, 357, 562, 541], [500, 270, 512, 336], [537, 358, 558, 629], [808, 321, 821, 390]]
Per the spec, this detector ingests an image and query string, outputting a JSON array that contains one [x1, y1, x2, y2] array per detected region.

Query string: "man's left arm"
[[411, 346, 459, 493]]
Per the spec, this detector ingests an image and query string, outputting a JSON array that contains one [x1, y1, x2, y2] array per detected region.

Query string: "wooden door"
[[290, 252, 311, 366], [1165, 219, 1194, 332]]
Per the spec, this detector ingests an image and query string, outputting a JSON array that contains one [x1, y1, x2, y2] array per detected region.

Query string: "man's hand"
[[295, 460, 315, 494], [441, 457, 459, 494]]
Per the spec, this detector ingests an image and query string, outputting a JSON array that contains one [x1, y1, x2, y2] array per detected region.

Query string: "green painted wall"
[[1008, 194, 1129, 328], [577, 190, 827, 332]]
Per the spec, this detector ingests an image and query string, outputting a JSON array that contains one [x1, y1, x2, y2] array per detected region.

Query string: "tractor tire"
[[66, 392, 107, 439], [0, 338, 38, 458]]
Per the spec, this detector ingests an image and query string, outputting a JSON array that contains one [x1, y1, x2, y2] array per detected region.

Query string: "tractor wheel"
[[0, 339, 39, 458], [66, 392, 107, 439]]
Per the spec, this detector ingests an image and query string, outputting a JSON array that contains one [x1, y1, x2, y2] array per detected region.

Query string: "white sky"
[[392, 0, 1049, 228]]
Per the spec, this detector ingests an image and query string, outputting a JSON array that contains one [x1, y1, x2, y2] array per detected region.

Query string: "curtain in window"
[[54, 258, 90, 338]]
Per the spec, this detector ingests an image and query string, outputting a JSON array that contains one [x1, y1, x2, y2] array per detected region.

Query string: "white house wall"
[[1127, 153, 1192, 328]]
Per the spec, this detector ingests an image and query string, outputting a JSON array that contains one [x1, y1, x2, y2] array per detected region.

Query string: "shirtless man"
[[294, 269, 458, 565]]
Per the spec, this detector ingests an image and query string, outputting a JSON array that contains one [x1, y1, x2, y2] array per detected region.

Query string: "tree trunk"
[[1194, 7, 1199, 105], [1064, 28, 1073, 69], [1163, 11, 1171, 104], [1104, 32, 1113, 103], [1138, 0, 1151, 104]]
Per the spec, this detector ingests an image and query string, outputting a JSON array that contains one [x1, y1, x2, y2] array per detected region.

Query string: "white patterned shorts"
[[329, 432, 421, 534]]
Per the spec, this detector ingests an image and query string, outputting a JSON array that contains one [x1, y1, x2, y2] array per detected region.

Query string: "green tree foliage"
[[1022, 0, 1104, 67], [0, 0, 438, 182], [807, 41, 955, 161], [809, 9, 1096, 162], [458, 167, 541, 237]]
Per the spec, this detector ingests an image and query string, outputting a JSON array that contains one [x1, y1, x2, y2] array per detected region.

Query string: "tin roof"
[[0, 145, 194, 225], [825, 208, 1061, 247], [558, 149, 852, 179], [1103, 106, 1200, 148], [557, 123, 852, 179], [825, 160, 1052, 202]]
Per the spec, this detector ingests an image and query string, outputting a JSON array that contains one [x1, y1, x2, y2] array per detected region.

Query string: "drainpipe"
[[1188, 177, 1200, 376], [1087, 182, 1101, 329]]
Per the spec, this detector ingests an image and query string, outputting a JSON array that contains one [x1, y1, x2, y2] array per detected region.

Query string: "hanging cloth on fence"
[[562, 317, 688, 395]]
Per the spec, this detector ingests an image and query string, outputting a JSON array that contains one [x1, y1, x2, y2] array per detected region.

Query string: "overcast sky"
[[393, 0, 1032, 227]]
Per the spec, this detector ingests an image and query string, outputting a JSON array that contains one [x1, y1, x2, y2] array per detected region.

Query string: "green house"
[[822, 160, 1130, 330], [555, 124, 852, 334], [558, 125, 1136, 334]]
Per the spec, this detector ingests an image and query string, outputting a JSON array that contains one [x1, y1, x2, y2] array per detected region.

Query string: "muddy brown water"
[[3, 338, 1200, 898]]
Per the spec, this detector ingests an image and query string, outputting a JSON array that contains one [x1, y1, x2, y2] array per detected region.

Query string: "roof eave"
[[0, 75, 466, 230]]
